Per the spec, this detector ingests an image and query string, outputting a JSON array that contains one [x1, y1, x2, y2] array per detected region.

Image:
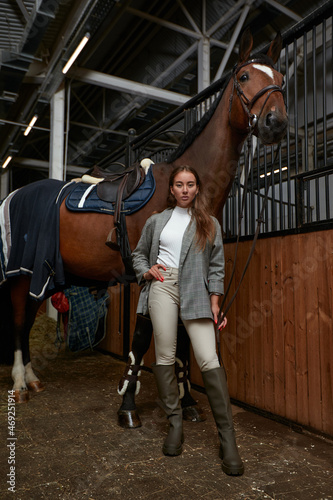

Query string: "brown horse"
[[1, 31, 287, 412]]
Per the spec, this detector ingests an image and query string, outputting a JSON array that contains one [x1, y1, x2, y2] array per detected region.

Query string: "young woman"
[[132, 165, 244, 476]]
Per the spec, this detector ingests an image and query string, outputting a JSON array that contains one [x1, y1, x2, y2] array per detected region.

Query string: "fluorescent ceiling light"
[[62, 34, 90, 74], [2, 156, 12, 169], [24, 115, 38, 136], [260, 166, 288, 178]]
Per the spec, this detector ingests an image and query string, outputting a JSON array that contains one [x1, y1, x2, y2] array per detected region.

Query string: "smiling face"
[[170, 171, 199, 209]]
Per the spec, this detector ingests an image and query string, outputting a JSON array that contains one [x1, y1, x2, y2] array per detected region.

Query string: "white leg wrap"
[[117, 352, 144, 396], [12, 350, 27, 391]]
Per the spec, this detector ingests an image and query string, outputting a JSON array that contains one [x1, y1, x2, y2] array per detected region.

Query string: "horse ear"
[[238, 28, 253, 63], [267, 32, 283, 64]]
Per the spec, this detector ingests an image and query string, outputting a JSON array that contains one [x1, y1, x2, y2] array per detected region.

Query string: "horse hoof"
[[27, 381, 45, 393], [14, 390, 29, 403], [182, 405, 206, 422], [117, 409, 142, 428]]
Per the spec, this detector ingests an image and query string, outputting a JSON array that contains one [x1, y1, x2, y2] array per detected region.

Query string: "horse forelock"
[[235, 54, 276, 73]]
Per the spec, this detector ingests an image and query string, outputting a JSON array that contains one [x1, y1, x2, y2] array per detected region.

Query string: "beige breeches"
[[148, 268, 220, 372]]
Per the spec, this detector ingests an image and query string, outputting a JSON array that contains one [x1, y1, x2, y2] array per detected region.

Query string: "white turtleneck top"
[[156, 206, 192, 269]]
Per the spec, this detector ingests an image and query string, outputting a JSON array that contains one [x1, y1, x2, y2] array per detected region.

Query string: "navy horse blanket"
[[0, 169, 155, 300], [0, 179, 75, 300]]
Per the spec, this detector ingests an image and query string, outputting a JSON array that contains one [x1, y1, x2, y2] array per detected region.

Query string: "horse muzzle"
[[257, 111, 288, 145]]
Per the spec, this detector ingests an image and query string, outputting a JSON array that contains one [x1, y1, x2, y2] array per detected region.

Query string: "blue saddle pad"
[[65, 166, 155, 215]]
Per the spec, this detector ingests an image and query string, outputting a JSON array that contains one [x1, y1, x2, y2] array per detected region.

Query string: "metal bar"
[[126, 7, 202, 40], [69, 67, 189, 106], [323, 18, 330, 220], [250, 142, 255, 234], [256, 138, 261, 233], [271, 146, 276, 232], [15, 0, 30, 23], [285, 43, 292, 229], [0, 118, 49, 132], [198, 37, 211, 91], [313, 25, 320, 221], [294, 39, 299, 175], [207, 0, 246, 37], [176, 0, 201, 34], [296, 177, 304, 227], [323, 19, 327, 167], [277, 57, 284, 231], [71, 89, 100, 126], [264, 0, 302, 22], [214, 3, 251, 81], [278, 145, 283, 231], [303, 32, 311, 224], [264, 146, 269, 233]]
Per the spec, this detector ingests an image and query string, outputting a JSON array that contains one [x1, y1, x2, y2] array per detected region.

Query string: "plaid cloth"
[[64, 286, 109, 352]]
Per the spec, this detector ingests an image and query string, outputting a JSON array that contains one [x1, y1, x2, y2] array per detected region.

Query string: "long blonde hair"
[[167, 165, 215, 251]]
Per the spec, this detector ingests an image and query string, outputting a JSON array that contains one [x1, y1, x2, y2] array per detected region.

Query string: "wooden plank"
[[247, 241, 263, 409], [271, 235, 285, 417], [234, 242, 249, 404], [281, 234, 297, 422], [262, 237, 275, 413], [316, 232, 333, 436], [294, 234, 310, 427], [221, 241, 239, 397], [303, 233, 325, 430]]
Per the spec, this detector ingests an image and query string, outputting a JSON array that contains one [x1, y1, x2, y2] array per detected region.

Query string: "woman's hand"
[[143, 264, 166, 282], [211, 294, 228, 330]]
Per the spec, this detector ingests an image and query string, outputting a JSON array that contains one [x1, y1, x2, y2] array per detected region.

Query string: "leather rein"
[[217, 59, 284, 361]]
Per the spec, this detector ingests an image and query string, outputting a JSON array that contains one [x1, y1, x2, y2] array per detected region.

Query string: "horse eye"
[[239, 72, 248, 83]]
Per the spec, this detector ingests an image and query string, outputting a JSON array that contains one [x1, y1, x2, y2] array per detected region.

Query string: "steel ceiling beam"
[[264, 0, 302, 22], [69, 67, 189, 106]]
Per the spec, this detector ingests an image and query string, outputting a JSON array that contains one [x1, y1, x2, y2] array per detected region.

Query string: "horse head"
[[229, 29, 288, 145]]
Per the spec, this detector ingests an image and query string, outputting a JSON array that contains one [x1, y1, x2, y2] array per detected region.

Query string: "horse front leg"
[[10, 277, 42, 403], [117, 314, 153, 428], [176, 322, 206, 422]]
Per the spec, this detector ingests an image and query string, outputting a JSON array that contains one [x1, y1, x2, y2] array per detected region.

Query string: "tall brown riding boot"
[[202, 366, 244, 476], [152, 363, 184, 456]]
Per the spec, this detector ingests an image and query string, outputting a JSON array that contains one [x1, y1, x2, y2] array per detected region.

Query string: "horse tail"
[[0, 282, 14, 365]]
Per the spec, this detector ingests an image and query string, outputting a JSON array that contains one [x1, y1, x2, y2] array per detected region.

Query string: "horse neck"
[[173, 79, 247, 216]]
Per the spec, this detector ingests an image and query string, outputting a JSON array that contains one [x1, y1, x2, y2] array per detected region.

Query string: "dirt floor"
[[1, 313, 333, 500]]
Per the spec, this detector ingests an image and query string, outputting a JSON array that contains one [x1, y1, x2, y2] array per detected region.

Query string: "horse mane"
[[167, 80, 228, 163], [167, 53, 275, 164]]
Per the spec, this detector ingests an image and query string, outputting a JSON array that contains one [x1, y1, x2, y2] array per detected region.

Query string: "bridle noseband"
[[229, 58, 285, 132]]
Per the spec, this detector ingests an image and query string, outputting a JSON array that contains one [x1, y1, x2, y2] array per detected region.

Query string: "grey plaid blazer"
[[132, 208, 225, 320]]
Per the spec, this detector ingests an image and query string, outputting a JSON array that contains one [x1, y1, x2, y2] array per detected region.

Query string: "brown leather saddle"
[[93, 161, 145, 226], [94, 162, 144, 202], [91, 162, 145, 278]]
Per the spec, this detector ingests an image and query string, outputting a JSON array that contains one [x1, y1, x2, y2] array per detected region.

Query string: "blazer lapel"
[[150, 209, 173, 264], [179, 219, 196, 267]]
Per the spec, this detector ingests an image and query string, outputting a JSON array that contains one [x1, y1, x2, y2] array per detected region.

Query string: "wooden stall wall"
[[190, 228, 332, 437], [99, 285, 124, 358]]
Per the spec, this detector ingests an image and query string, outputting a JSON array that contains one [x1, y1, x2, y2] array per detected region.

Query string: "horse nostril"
[[266, 112, 273, 127]]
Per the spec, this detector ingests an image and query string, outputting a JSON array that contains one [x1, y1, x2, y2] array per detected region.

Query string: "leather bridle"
[[229, 58, 285, 131]]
